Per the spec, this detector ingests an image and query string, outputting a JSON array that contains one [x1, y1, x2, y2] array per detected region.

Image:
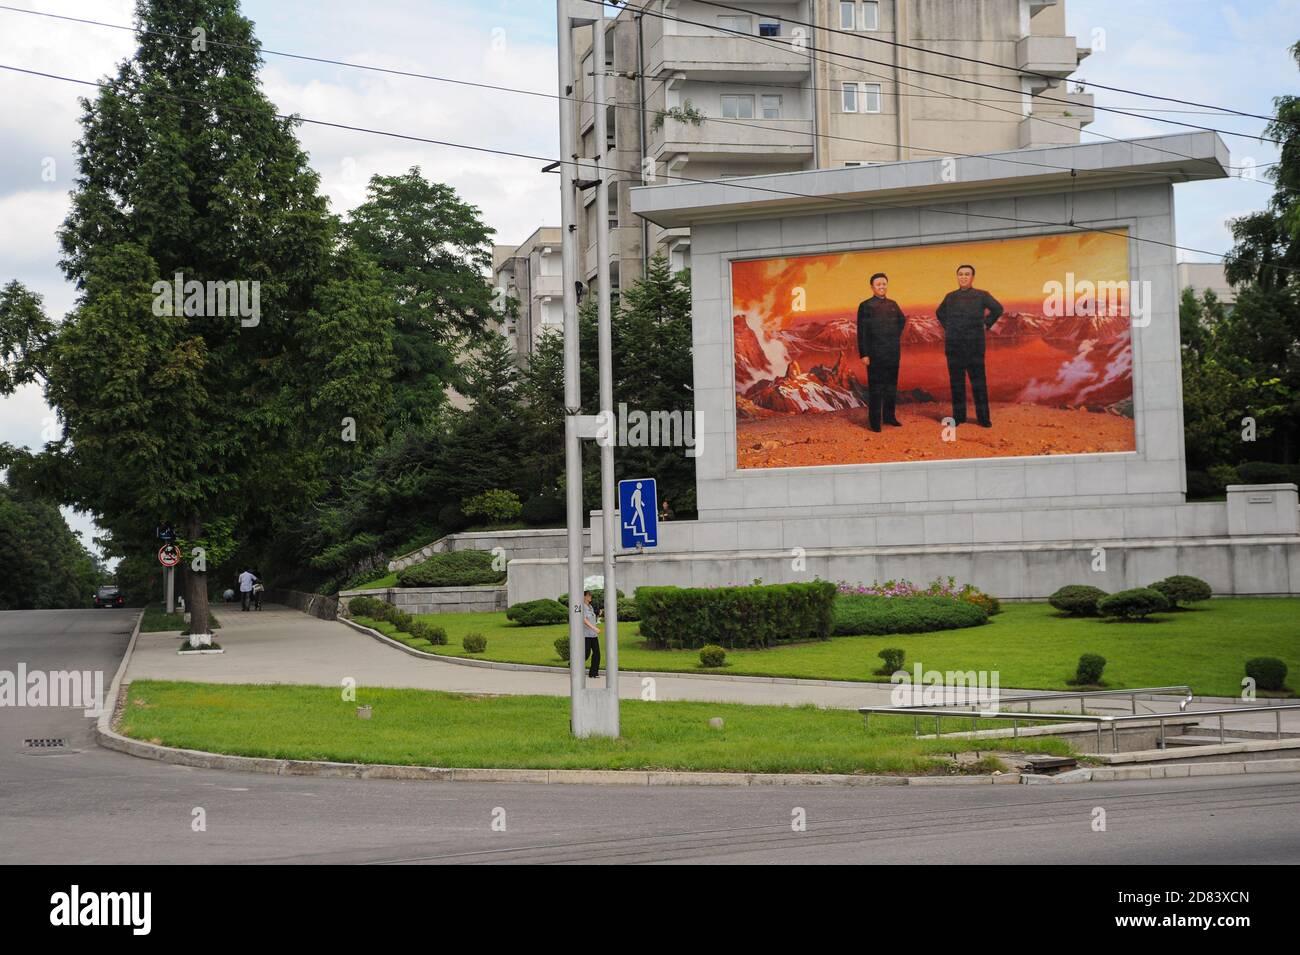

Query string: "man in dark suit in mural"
[[936, 264, 1003, 428], [856, 272, 907, 432]]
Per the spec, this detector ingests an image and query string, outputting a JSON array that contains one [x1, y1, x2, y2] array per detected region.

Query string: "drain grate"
[[24, 738, 68, 749]]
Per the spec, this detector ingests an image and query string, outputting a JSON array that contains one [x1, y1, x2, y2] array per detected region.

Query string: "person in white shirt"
[[237, 568, 257, 611]]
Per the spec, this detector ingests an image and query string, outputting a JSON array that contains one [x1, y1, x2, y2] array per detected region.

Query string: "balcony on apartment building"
[[1018, 88, 1095, 147], [645, 31, 812, 83], [1016, 34, 1088, 77], [650, 114, 814, 165]]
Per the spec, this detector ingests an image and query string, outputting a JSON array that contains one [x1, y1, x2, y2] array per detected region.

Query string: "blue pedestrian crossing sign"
[[618, 478, 657, 549]]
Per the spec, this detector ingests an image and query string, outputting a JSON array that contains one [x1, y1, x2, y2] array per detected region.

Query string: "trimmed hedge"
[[346, 595, 385, 618], [462, 633, 487, 653], [1149, 575, 1212, 608], [396, 549, 505, 588], [1246, 657, 1288, 692], [506, 598, 568, 627], [554, 636, 571, 662], [636, 581, 836, 649], [1097, 587, 1170, 620], [1049, 585, 1108, 617], [833, 594, 987, 636]]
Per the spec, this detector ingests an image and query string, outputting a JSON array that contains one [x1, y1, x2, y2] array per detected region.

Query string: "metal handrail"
[[859, 702, 1300, 754], [886, 684, 1194, 715]]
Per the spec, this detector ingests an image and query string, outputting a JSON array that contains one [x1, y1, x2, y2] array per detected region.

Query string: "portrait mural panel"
[[731, 229, 1137, 468]]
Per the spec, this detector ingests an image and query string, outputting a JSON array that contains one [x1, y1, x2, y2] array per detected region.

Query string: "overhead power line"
[[0, 61, 1290, 278], [686, 0, 1291, 127], [0, 2, 1271, 184], [610, 0, 1287, 149]]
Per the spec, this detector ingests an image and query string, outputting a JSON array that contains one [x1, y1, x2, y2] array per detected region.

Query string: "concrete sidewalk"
[[126, 604, 1300, 734]]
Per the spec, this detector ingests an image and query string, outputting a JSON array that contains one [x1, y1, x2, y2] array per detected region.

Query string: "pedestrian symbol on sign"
[[618, 478, 657, 549]]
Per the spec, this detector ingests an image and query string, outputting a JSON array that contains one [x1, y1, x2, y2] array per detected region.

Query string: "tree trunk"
[[185, 515, 210, 641]]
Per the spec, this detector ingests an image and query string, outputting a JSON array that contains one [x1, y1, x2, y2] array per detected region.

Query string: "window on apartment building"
[[761, 94, 782, 119], [862, 1, 879, 30], [842, 83, 881, 113], [717, 14, 751, 34], [758, 19, 781, 37], [604, 26, 614, 67], [721, 94, 755, 119], [839, 2, 855, 30]]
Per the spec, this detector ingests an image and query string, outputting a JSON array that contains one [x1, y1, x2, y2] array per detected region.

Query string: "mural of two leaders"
[[731, 229, 1138, 469]]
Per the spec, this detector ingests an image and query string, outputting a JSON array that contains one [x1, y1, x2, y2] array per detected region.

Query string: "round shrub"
[[409, 620, 447, 646], [388, 609, 415, 632], [507, 598, 567, 626], [1048, 585, 1108, 617], [462, 632, 488, 653], [1149, 575, 1212, 608], [554, 636, 571, 662], [521, 493, 566, 526], [699, 645, 726, 668], [437, 501, 471, 533], [1074, 653, 1106, 686], [832, 594, 987, 637], [877, 647, 905, 674], [1096, 587, 1170, 620], [462, 489, 522, 525], [1245, 657, 1288, 692]]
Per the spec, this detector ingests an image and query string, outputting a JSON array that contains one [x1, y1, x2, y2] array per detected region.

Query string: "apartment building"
[[491, 227, 564, 360], [499, 0, 1092, 356]]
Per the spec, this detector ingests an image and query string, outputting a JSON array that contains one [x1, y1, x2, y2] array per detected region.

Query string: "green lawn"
[[119, 679, 1069, 775], [140, 605, 222, 633], [368, 599, 1300, 698]]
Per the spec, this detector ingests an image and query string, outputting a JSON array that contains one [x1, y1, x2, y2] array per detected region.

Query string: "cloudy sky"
[[0, 0, 1294, 555]]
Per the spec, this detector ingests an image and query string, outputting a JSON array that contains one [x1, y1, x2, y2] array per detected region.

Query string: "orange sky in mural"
[[731, 229, 1130, 318]]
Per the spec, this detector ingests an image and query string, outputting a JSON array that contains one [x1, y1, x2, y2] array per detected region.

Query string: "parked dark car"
[[93, 585, 125, 608]]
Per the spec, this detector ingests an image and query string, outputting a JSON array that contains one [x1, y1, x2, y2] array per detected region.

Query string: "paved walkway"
[[126, 605, 1300, 734]]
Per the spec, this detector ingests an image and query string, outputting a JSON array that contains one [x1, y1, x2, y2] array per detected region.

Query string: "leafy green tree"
[[344, 167, 497, 425], [0, 0, 393, 633], [0, 479, 103, 610]]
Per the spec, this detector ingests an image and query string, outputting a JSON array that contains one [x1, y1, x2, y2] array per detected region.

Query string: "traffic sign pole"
[[593, 17, 619, 735], [165, 566, 175, 615]]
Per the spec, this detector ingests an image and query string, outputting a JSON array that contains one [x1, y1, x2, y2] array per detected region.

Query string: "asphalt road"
[[2, 609, 1299, 865]]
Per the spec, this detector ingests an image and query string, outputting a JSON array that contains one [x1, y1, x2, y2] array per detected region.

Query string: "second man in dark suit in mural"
[[856, 272, 907, 432], [936, 264, 1004, 428]]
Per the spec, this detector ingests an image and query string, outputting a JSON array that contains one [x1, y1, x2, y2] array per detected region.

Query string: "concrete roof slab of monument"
[[509, 133, 1298, 605]]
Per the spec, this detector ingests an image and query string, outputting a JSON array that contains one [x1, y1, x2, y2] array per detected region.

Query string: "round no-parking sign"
[[158, 544, 181, 567]]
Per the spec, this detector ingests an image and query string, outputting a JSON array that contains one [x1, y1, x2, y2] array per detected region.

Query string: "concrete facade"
[[507, 131, 1300, 603], [491, 227, 564, 361], [565, 0, 1093, 292]]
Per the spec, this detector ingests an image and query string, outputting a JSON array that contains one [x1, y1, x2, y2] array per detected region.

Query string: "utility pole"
[[557, 0, 619, 737]]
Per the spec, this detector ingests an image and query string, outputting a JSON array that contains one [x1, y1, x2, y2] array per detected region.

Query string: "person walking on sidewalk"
[[582, 590, 602, 678], [237, 567, 258, 611]]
